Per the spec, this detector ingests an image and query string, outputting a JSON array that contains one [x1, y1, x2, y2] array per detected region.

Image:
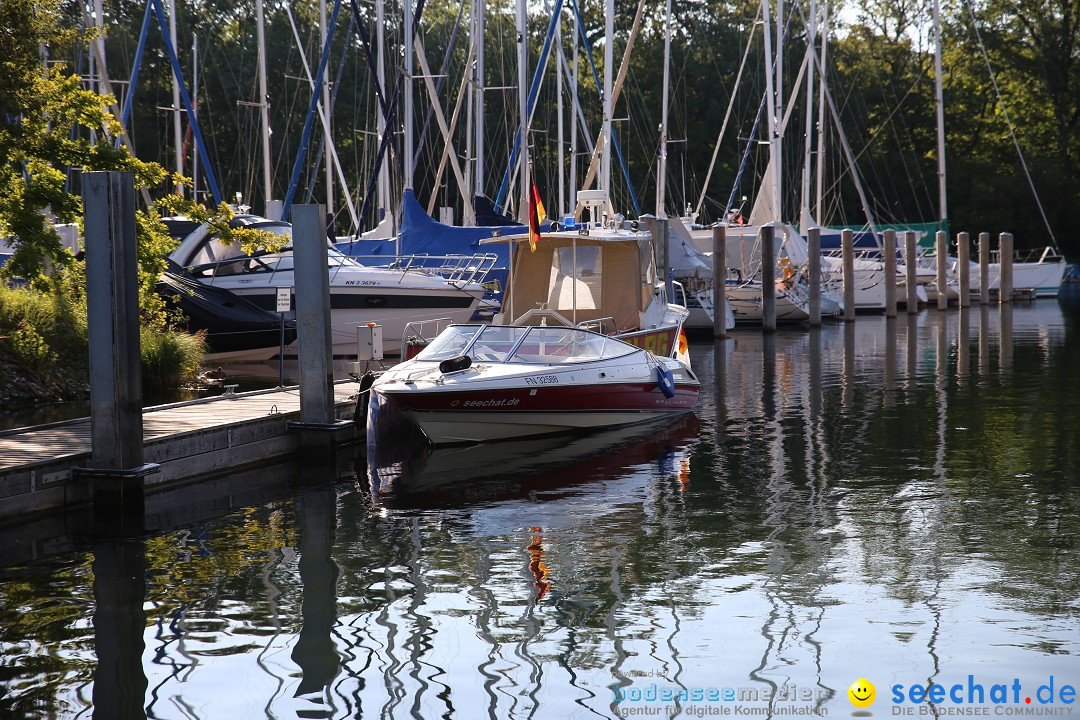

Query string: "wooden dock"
[[0, 381, 364, 524]]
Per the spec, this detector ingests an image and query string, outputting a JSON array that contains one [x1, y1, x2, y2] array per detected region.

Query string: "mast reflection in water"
[[0, 291, 1078, 719]]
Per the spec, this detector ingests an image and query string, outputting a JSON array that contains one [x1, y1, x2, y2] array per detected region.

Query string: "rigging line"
[[348, 0, 390, 117], [354, 0, 430, 230], [962, 0, 1058, 249], [412, 0, 468, 173], [695, 3, 761, 219], [291, 8, 360, 231], [722, 0, 802, 223]]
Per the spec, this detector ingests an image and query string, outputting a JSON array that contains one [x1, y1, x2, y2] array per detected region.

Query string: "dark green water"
[[1, 290, 1078, 719]]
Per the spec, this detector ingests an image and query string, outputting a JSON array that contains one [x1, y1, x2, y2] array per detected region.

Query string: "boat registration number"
[[525, 374, 559, 386]]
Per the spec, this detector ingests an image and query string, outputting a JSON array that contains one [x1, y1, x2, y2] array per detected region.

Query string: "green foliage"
[[140, 325, 207, 392]]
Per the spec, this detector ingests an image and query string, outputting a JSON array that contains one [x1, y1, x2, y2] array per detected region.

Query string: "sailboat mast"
[[814, 1, 828, 219], [192, 33, 199, 201], [655, 0, 672, 218], [799, 0, 816, 229], [774, 0, 783, 222], [569, 9, 578, 206], [474, 0, 485, 198], [170, 0, 184, 195], [320, 0, 334, 217], [760, 0, 779, 221], [255, 0, 273, 212], [376, 0, 390, 222], [517, 0, 529, 219], [555, 0, 565, 217], [601, 0, 614, 205], [932, 0, 947, 225], [404, 0, 415, 191]]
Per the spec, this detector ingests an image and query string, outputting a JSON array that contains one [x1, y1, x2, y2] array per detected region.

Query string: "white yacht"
[[164, 212, 488, 358]]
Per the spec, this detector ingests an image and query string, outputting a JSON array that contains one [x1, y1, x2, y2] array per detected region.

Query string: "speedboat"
[[163, 211, 489, 357], [369, 190, 699, 445], [369, 323, 699, 445]]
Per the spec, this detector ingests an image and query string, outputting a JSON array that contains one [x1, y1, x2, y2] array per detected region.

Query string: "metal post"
[[80, 171, 157, 527], [713, 226, 727, 338], [659, 217, 671, 301], [279, 314, 286, 388], [979, 231, 990, 304], [905, 230, 919, 314], [842, 228, 855, 322], [883, 228, 897, 318], [935, 230, 948, 310], [957, 231, 970, 309], [807, 226, 821, 327], [999, 232, 1013, 303], [292, 205, 336, 424], [761, 224, 776, 332]]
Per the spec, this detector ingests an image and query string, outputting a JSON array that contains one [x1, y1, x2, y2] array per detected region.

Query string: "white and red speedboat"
[[369, 190, 699, 445], [369, 323, 698, 445]]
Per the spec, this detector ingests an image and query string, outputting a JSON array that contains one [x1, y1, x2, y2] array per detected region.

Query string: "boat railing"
[[401, 317, 456, 359], [988, 246, 1063, 265], [347, 253, 499, 286], [576, 316, 618, 336]]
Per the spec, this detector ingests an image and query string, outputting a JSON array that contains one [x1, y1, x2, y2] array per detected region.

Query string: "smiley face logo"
[[848, 678, 876, 709]]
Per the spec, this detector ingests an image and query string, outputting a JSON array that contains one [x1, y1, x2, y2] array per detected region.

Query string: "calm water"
[[2, 290, 1079, 719]]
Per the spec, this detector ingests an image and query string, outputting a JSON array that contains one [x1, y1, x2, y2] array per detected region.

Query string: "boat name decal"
[[463, 398, 521, 407], [525, 375, 559, 386]]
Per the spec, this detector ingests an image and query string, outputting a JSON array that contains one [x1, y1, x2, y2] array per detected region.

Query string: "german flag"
[[528, 164, 546, 252]]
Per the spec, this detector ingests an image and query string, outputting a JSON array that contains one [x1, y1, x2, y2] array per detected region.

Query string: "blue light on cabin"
[[562, 216, 577, 230]]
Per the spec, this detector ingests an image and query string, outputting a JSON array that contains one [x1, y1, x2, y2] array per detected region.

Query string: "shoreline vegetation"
[[0, 283, 206, 407]]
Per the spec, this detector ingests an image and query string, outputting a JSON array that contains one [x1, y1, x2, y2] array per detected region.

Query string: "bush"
[[140, 326, 206, 393], [0, 283, 205, 405]]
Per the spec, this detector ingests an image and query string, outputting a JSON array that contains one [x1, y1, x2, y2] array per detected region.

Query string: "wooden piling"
[[883, 229, 897, 318], [999, 232, 1014, 303], [761, 224, 776, 332], [807, 226, 822, 327], [979, 231, 991, 304], [905, 230, 919, 314], [842, 228, 855, 322], [712, 226, 727, 338], [957, 231, 970, 309], [936, 230, 948, 310]]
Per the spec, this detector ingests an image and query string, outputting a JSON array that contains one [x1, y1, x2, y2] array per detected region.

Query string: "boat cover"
[[156, 269, 296, 355]]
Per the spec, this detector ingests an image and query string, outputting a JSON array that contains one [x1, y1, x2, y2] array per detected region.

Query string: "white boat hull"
[[725, 281, 811, 323], [968, 260, 1066, 298]]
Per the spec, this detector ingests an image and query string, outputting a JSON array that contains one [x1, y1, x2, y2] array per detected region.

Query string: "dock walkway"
[[0, 382, 363, 523]]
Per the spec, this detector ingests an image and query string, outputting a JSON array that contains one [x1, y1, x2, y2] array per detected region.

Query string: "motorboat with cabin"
[[163, 210, 489, 358], [368, 191, 700, 446]]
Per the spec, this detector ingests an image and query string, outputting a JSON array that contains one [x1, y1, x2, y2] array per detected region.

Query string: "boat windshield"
[[415, 325, 484, 362], [415, 325, 638, 365], [506, 326, 635, 364]]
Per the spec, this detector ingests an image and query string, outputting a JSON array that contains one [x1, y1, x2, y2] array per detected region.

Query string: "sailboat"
[[654, 0, 734, 333]]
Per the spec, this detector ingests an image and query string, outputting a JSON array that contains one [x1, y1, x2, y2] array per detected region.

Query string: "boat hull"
[[373, 381, 699, 445]]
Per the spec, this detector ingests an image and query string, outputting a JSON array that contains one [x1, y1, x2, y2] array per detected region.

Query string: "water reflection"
[[92, 540, 148, 720], [0, 296, 1078, 719]]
